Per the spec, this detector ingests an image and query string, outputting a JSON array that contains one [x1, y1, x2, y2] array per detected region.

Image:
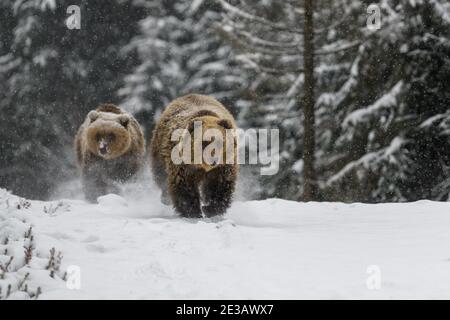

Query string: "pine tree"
[[119, 0, 248, 138], [323, 0, 450, 202], [219, 0, 362, 200], [0, 0, 145, 199], [221, 0, 450, 202]]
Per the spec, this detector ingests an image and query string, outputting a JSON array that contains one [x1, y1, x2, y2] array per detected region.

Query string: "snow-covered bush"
[[0, 189, 65, 299]]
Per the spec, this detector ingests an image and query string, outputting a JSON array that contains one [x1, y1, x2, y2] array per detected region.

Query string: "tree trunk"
[[301, 0, 317, 201]]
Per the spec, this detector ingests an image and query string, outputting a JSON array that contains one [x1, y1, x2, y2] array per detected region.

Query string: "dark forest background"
[[0, 0, 449, 202]]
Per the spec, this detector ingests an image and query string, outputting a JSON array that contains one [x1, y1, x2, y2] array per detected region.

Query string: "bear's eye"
[[96, 133, 101, 142], [218, 119, 232, 129], [108, 133, 115, 142]]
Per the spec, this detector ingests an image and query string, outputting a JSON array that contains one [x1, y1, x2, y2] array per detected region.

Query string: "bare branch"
[[216, 24, 303, 57], [315, 41, 360, 55], [236, 54, 304, 75], [218, 0, 303, 34]]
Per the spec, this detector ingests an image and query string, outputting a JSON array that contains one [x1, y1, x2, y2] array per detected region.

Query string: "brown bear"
[[75, 103, 145, 202], [150, 94, 238, 217]]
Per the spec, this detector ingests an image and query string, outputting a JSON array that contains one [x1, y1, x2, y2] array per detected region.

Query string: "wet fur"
[[150, 94, 238, 217]]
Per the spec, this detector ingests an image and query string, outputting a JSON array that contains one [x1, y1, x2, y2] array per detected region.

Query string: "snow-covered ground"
[[1, 183, 450, 299]]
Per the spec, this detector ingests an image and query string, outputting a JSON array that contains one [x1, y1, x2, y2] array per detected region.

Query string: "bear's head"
[[85, 110, 132, 160], [182, 112, 236, 172]]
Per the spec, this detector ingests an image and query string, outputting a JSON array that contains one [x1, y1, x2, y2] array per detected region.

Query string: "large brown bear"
[[75, 103, 145, 202], [150, 94, 238, 217]]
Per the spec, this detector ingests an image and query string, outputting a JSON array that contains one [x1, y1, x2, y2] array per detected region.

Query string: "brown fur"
[[75, 104, 145, 202], [150, 94, 238, 217], [96, 103, 123, 114]]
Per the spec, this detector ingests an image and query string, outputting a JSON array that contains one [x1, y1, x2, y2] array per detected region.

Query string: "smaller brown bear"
[[75, 103, 145, 202], [150, 94, 238, 218]]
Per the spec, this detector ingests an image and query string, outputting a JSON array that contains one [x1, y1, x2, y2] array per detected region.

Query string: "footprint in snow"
[[85, 243, 107, 253], [215, 219, 236, 228], [81, 235, 99, 243]]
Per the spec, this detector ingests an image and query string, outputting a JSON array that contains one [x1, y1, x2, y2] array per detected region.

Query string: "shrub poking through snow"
[[0, 189, 66, 299]]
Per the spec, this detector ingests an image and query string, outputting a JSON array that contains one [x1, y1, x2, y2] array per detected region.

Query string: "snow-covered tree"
[[0, 0, 145, 199], [323, 0, 450, 202], [119, 0, 248, 136], [218, 0, 362, 200], [220, 0, 450, 202]]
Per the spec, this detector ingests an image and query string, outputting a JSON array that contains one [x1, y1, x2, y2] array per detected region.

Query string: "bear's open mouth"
[[99, 140, 109, 155]]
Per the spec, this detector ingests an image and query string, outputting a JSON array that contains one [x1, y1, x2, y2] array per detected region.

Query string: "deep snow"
[[1, 183, 450, 299]]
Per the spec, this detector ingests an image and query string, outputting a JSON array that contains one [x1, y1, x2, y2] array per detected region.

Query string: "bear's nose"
[[211, 158, 219, 166]]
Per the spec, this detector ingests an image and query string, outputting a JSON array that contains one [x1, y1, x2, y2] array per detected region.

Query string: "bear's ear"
[[118, 115, 130, 128], [218, 119, 233, 129], [88, 111, 99, 122]]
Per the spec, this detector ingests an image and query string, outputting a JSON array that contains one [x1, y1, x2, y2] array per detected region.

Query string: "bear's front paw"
[[173, 196, 202, 218], [201, 204, 226, 217]]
